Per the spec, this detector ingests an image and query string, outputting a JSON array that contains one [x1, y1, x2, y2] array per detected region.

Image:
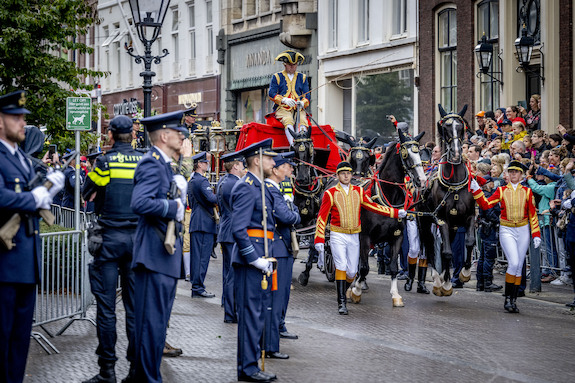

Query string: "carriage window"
[[355, 69, 414, 143], [477, 0, 500, 112], [438, 8, 457, 114]]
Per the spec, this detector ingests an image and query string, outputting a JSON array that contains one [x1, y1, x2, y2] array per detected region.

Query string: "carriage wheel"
[[324, 246, 336, 282]]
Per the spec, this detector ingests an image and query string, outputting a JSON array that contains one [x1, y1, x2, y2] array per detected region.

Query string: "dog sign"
[[66, 97, 92, 131]]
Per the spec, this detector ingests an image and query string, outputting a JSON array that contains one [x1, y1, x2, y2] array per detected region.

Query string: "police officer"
[[0, 90, 65, 383], [231, 138, 278, 383], [188, 151, 218, 298], [130, 110, 188, 382], [264, 152, 300, 359], [81, 115, 144, 383], [216, 151, 245, 323], [61, 150, 84, 209]]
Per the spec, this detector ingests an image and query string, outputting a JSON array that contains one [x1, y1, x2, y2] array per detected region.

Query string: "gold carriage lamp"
[[209, 121, 225, 153], [191, 126, 208, 155], [223, 120, 243, 152]]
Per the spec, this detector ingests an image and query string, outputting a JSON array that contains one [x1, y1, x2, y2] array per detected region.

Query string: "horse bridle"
[[349, 146, 372, 177], [293, 137, 314, 158], [398, 140, 424, 185], [439, 114, 464, 165]]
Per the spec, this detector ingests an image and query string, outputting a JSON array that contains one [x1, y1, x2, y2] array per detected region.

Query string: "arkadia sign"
[[114, 98, 141, 116]]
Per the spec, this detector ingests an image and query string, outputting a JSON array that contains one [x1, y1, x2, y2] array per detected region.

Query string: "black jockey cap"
[[273, 151, 296, 167], [0, 90, 31, 115], [275, 50, 305, 65], [507, 160, 527, 173], [336, 161, 353, 174], [62, 150, 77, 161], [192, 151, 209, 163], [109, 115, 133, 134], [184, 103, 198, 118], [221, 151, 244, 163], [238, 138, 278, 159], [140, 110, 189, 137]]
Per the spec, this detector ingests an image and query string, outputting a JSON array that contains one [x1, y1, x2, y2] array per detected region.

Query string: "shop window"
[[355, 70, 414, 142], [358, 0, 369, 43], [477, 0, 500, 111], [438, 8, 457, 113]]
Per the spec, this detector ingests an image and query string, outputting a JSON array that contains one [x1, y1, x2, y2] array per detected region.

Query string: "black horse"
[[354, 128, 426, 306], [419, 105, 476, 297]]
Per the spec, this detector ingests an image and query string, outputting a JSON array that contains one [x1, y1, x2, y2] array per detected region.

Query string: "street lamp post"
[[474, 34, 503, 86], [514, 24, 545, 84], [127, 0, 171, 146]]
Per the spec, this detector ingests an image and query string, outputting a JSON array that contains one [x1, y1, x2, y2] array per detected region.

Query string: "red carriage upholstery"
[[235, 117, 341, 172]]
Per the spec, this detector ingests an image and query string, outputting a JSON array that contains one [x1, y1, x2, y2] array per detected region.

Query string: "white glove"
[[31, 186, 52, 210], [250, 258, 273, 274], [563, 199, 573, 210], [533, 237, 541, 249], [470, 179, 480, 192], [315, 243, 324, 253], [317, 250, 325, 269], [173, 175, 188, 199], [296, 100, 305, 109], [176, 200, 185, 222], [284, 193, 294, 203], [398, 209, 407, 218], [46, 171, 65, 199], [281, 97, 296, 108]]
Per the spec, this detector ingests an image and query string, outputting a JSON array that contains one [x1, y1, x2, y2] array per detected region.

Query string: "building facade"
[[418, 0, 574, 140], [93, 0, 221, 127], [316, 0, 419, 143]]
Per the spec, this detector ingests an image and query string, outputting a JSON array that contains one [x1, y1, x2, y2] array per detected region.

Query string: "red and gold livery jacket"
[[472, 184, 541, 238], [268, 70, 310, 112], [314, 183, 399, 245]]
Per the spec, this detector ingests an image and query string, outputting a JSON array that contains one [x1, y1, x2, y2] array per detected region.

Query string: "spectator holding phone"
[[524, 94, 541, 132]]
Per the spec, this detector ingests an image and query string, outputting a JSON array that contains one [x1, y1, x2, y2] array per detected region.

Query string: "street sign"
[[66, 97, 92, 131]]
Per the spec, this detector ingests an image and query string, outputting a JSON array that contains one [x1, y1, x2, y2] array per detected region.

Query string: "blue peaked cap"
[[238, 138, 277, 158]]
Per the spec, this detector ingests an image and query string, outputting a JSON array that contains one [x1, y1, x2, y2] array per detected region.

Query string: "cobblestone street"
[[25, 252, 575, 383]]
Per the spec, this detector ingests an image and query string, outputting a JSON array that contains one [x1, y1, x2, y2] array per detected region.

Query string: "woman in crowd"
[[524, 94, 541, 132], [471, 161, 541, 313]]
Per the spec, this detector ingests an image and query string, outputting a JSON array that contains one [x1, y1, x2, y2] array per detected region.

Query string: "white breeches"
[[406, 219, 421, 259], [329, 231, 360, 279], [499, 225, 530, 277]]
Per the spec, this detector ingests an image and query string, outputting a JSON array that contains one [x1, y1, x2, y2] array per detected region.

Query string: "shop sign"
[[113, 98, 140, 116], [178, 92, 202, 107]]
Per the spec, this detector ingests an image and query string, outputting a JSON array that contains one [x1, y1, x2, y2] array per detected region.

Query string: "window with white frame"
[[189, 2, 196, 59], [207, 0, 213, 55], [172, 8, 179, 64], [392, 0, 407, 35], [232, 0, 242, 19], [246, 0, 256, 17], [438, 8, 457, 113], [260, 0, 271, 13], [328, 0, 338, 49], [358, 0, 369, 43], [477, 0, 500, 111]]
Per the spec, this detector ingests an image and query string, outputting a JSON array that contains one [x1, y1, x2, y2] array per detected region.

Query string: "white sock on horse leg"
[[285, 126, 294, 146]]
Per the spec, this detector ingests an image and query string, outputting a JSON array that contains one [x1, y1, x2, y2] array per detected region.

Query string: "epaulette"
[[152, 152, 160, 160], [246, 176, 253, 185], [266, 183, 274, 188]]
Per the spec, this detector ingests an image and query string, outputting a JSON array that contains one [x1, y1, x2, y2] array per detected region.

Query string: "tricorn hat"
[[275, 50, 305, 65]]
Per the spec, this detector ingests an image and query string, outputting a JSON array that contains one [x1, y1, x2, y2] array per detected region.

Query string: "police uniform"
[[264, 152, 300, 358], [268, 50, 310, 144], [81, 115, 144, 383], [188, 151, 218, 298], [231, 139, 278, 383], [130, 111, 187, 382], [216, 151, 244, 323], [0, 90, 64, 383], [62, 150, 84, 209]]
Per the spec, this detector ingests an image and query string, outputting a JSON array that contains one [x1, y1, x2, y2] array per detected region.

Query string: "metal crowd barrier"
[[51, 205, 95, 230]]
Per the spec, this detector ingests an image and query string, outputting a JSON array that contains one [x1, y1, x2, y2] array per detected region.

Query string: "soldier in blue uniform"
[[183, 104, 201, 136], [81, 115, 144, 383], [216, 151, 246, 323], [61, 150, 84, 209], [231, 138, 278, 383], [268, 50, 310, 145], [0, 90, 65, 383], [130, 110, 188, 383], [264, 152, 300, 359], [188, 151, 218, 298]]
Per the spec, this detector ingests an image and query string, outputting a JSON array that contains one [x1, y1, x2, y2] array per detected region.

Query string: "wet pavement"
[[25, 251, 575, 383]]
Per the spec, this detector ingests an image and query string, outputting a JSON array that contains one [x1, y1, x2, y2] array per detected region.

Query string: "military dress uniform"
[[264, 152, 300, 358], [81, 115, 144, 383], [216, 151, 244, 323], [188, 151, 218, 298], [0, 90, 64, 383], [231, 139, 278, 383], [130, 111, 187, 382]]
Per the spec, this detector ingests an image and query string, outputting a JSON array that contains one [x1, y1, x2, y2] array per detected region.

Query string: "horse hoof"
[[441, 286, 453, 296], [459, 268, 471, 283], [432, 286, 443, 296], [350, 289, 362, 304], [298, 273, 309, 287], [360, 280, 369, 291], [392, 297, 404, 307]]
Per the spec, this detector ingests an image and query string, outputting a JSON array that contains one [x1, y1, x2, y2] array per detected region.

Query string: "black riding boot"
[[417, 266, 430, 294], [404, 262, 417, 291], [83, 360, 116, 383], [336, 280, 348, 315], [504, 282, 514, 313], [509, 284, 520, 313]]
